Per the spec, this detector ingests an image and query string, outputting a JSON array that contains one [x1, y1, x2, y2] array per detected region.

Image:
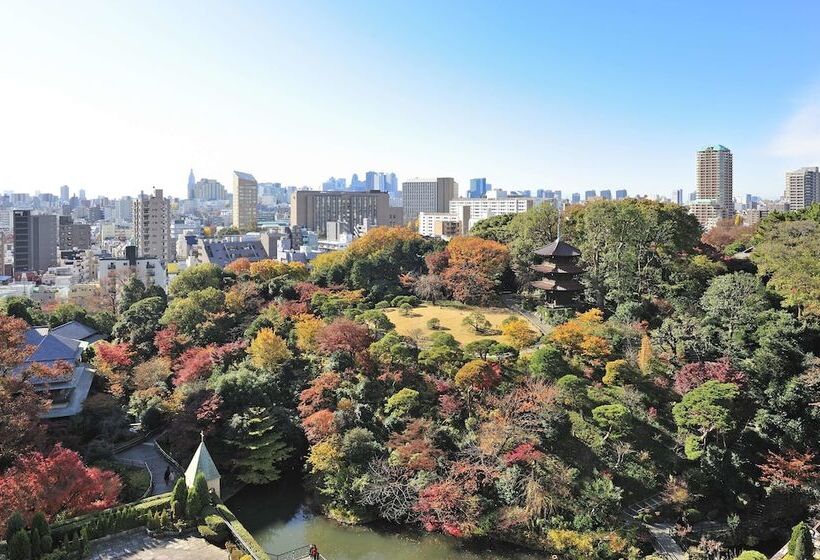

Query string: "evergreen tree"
[[227, 407, 293, 485], [5, 511, 25, 541], [30, 528, 41, 558], [186, 473, 209, 519], [31, 512, 50, 542], [171, 478, 188, 519], [789, 522, 814, 560], [8, 529, 32, 560]]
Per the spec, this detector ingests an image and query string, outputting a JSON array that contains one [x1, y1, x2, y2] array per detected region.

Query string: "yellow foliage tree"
[[501, 318, 540, 350], [248, 327, 292, 371], [295, 314, 324, 353], [637, 334, 653, 373], [307, 436, 342, 473], [548, 309, 611, 366]]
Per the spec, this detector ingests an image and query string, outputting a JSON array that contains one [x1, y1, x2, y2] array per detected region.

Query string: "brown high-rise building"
[[401, 177, 458, 223], [290, 190, 402, 237]]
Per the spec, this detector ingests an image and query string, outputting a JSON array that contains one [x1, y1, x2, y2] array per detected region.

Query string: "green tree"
[[672, 380, 739, 459], [419, 332, 464, 376], [186, 472, 209, 519], [789, 521, 814, 560], [700, 272, 769, 351], [112, 296, 166, 356], [0, 296, 46, 325], [227, 407, 293, 485], [169, 264, 222, 298], [752, 220, 820, 318], [462, 311, 491, 334], [5, 511, 25, 541], [8, 529, 31, 560], [384, 388, 421, 419], [592, 404, 630, 441], [735, 552, 766, 560], [528, 343, 569, 380], [358, 310, 395, 337], [117, 276, 146, 314], [160, 287, 226, 345], [171, 478, 188, 519]]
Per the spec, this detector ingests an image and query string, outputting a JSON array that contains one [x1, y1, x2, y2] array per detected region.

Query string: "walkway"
[[114, 435, 179, 496], [622, 493, 685, 560], [89, 532, 225, 560], [499, 293, 550, 334]]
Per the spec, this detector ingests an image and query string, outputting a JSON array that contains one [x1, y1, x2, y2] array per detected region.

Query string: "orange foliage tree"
[[548, 309, 612, 368]]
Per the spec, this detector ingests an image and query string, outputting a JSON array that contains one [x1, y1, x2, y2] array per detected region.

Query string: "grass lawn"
[[385, 302, 539, 345]]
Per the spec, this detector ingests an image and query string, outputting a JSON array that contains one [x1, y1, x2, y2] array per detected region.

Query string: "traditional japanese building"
[[530, 239, 584, 307]]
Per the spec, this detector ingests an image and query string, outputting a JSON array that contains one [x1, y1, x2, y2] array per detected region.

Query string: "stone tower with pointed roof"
[[185, 434, 221, 497], [530, 239, 584, 308]]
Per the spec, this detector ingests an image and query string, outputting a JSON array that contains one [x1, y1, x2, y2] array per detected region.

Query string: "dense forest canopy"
[[1, 201, 819, 560]]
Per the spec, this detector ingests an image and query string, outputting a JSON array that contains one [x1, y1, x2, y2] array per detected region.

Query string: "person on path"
[[309, 544, 319, 559], [163, 465, 171, 485]]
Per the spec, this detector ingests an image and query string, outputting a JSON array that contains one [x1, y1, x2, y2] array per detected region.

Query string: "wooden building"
[[530, 239, 584, 307]]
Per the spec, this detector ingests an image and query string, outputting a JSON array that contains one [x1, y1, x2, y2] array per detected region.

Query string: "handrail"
[[269, 545, 328, 560], [112, 427, 164, 454], [153, 439, 184, 473], [114, 458, 154, 500], [218, 512, 267, 560]]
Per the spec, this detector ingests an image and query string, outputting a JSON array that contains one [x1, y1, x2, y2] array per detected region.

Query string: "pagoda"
[[530, 239, 584, 308]]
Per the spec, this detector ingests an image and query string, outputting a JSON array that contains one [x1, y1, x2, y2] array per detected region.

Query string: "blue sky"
[[1, 0, 819, 199]]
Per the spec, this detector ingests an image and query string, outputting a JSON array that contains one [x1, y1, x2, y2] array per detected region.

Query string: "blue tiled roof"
[[51, 321, 98, 341]]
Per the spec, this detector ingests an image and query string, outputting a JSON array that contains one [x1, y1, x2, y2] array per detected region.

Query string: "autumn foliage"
[[0, 445, 121, 527]]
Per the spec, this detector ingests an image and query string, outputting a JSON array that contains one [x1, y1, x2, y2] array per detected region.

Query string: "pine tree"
[[30, 528, 41, 558], [31, 512, 50, 543], [227, 407, 293, 485]]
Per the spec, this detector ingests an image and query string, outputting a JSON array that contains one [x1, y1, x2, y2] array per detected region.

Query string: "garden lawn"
[[385, 303, 537, 345]]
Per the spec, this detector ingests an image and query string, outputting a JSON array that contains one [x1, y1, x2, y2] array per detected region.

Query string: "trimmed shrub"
[[789, 521, 814, 560], [32, 512, 51, 541]]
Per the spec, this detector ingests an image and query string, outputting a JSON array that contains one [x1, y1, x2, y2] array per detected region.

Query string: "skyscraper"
[[468, 178, 488, 198], [691, 145, 733, 227], [232, 171, 258, 230], [784, 167, 819, 211], [600, 189, 612, 200], [13, 211, 58, 272], [402, 178, 458, 222], [615, 189, 627, 200], [60, 185, 69, 203], [584, 190, 596, 200], [290, 190, 402, 236], [187, 169, 196, 200], [133, 188, 174, 261], [674, 189, 684, 205]]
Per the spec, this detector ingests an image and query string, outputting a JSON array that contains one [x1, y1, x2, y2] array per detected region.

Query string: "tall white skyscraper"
[[232, 171, 258, 230], [60, 185, 69, 203], [133, 188, 174, 261], [785, 167, 819, 211]]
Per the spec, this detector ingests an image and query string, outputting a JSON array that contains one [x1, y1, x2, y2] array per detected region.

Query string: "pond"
[[227, 478, 545, 560]]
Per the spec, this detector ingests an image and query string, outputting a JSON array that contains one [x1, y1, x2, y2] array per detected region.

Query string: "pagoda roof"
[[185, 437, 221, 485], [530, 278, 585, 292], [534, 239, 581, 257], [530, 262, 584, 274]]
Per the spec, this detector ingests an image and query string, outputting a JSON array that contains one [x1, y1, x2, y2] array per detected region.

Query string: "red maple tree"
[[0, 445, 121, 527]]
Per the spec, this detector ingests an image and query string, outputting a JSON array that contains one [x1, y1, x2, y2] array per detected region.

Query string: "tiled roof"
[[51, 321, 98, 341], [534, 239, 582, 258]]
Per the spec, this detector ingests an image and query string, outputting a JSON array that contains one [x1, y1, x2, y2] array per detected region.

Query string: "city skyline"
[[2, 1, 820, 199]]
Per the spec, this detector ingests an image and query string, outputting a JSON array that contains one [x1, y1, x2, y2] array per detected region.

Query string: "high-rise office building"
[[584, 190, 596, 200], [691, 145, 733, 228], [402, 177, 458, 222], [232, 171, 258, 230], [193, 178, 227, 201], [365, 171, 385, 191], [571, 193, 581, 203], [385, 173, 399, 196], [13, 210, 58, 272], [133, 188, 174, 261], [784, 167, 819, 211], [615, 189, 628, 200], [600, 189, 612, 200], [675, 189, 684, 205], [468, 178, 489, 199], [290, 190, 403, 236], [58, 216, 92, 250], [78, 189, 86, 201], [60, 185, 70, 203], [187, 169, 196, 200]]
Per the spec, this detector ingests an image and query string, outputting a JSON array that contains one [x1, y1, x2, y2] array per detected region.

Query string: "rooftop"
[[699, 144, 730, 152]]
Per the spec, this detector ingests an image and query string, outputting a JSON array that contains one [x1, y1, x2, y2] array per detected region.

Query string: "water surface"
[[228, 479, 544, 560]]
